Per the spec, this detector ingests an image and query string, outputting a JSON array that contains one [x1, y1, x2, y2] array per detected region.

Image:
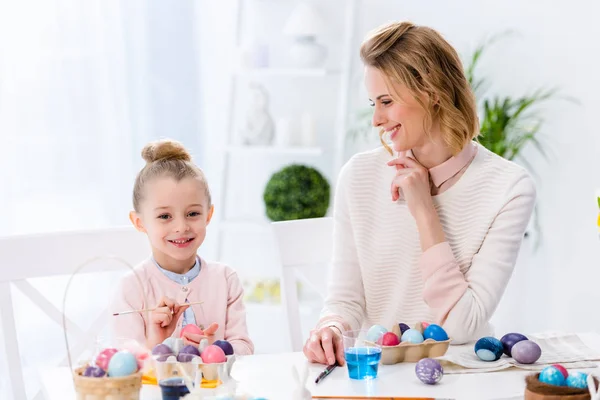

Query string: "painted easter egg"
[[152, 343, 174, 362], [552, 364, 568, 379], [377, 332, 400, 346], [177, 345, 201, 362], [423, 324, 449, 342], [566, 372, 588, 389], [413, 322, 425, 334], [401, 329, 424, 344], [107, 351, 138, 377], [180, 323, 204, 338], [539, 366, 566, 386], [474, 337, 503, 362], [511, 340, 542, 364], [398, 323, 410, 335], [163, 337, 185, 355], [213, 340, 234, 356], [201, 345, 227, 364], [83, 365, 106, 378], [500, 333, 528, 357], [421, 322, 430, 329], [415, 358, 443, 385], [95, 348, 118, 371], [366, 325, 388, 343]]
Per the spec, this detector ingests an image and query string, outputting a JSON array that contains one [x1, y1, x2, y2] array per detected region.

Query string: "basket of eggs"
[[366, 321, 451, 365], [62, 256, 148, 400], [72, 345, 145, 400], [525, 365, 598, 400]]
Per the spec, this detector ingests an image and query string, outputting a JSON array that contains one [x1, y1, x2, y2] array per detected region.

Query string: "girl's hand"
[[147, 296, 189, 348], [387, 156, 435, 219], [182, 322, 219, 346]]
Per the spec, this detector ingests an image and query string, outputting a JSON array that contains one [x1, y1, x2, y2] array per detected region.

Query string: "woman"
[[304, 21, 536, 366]]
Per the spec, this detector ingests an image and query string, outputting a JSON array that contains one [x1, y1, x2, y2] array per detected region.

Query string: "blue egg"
[[423, 324, 449, 341], [401, 329, 424, 344], [539, 366, 566, 386], [474, 337, 503, 361], [566, 372, 588, 389], [107, 351, 138, 377], [366, 325, 388, 343]]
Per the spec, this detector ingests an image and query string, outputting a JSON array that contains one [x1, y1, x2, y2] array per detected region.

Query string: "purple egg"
[[500, 333, 528, 357], [83, 365, 106, 378], [177, 345, 200, 362], [415, 358, 443, 385], [399, 323, 410, 335], [151, 343, 174, 362], [213, 340, 234, 356], [511, 340, 541, 364]]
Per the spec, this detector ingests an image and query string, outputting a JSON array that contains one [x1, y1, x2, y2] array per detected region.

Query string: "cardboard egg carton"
[[369, 322, 451, 365], [153, 354, 235, 384]]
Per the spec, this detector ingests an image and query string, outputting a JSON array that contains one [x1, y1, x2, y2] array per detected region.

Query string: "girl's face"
[[365, 66, 433, 153], [130, 176, 213, 272]]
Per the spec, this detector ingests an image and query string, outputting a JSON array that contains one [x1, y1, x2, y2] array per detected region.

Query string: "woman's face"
[[365, 66, 431, 153]]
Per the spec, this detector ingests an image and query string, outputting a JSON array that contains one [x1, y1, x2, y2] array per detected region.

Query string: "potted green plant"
[[263, 164, 330, 221]]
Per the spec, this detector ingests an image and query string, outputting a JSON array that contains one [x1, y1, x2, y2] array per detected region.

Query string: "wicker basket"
[[62, 256, 146, 400], [73, 367, 143, 400], [525, 373, 598, 400]]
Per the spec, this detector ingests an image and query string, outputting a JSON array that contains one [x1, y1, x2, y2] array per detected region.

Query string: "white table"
[[41, 333, 600, 400]]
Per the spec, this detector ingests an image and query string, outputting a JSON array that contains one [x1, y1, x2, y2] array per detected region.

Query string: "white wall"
[[198, 0, 600, 342]]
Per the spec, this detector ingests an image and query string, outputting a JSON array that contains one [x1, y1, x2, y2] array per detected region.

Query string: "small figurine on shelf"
[[241, 82, 275, 146]]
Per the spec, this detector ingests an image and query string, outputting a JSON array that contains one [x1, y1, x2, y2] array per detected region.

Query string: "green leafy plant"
[[263, 164, 330, 221], [464, 32, 578, 172]]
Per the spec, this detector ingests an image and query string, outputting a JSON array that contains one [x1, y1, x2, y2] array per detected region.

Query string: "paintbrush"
[[112, 301, 204, 316]]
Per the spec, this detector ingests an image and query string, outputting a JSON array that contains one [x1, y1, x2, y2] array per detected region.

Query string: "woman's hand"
[[147, 296, 189, 348], [387, 156, 445, 251], [387, 156, 435, 218], [303, 326, 345, 366], [182, 322, 219, 346]]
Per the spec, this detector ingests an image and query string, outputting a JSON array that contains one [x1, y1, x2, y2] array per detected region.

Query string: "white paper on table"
[[436, 333, 600, 374]]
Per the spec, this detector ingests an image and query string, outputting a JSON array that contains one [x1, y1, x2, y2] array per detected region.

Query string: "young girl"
[[304, 21, 536, 366], [111, 139, 254, 355]]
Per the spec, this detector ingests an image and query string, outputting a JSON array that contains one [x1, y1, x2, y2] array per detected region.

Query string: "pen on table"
[[315, 362, 339, 384]]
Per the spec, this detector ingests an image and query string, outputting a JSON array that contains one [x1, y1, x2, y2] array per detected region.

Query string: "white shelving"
[[216, 0, 359, 259]]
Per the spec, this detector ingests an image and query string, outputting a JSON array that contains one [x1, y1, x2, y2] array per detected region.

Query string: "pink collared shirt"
[[402, 141, 478, 195]]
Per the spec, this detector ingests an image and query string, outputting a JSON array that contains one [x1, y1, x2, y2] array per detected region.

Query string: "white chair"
[[271, 217, 333, 352], [0, 226, 150, 400]]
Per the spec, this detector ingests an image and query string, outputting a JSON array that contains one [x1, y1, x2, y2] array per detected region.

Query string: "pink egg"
[[201, 345, 226, 364], [180, 324, 204, 338], [377, 332, 400, 346], [552, 364, 568, 379], [95, 348, 118, 371]]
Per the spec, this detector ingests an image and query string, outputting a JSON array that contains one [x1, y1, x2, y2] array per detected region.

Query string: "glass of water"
[[342, 330, 382, 380]]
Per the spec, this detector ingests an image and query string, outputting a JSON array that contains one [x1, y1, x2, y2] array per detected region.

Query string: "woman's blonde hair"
[[360, 21, 479, 155], [132, 139, 211, 211]]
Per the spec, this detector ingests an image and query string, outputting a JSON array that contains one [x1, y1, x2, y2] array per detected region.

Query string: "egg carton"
[[368, 322, 451, 365], [153, 354, 235, 384]]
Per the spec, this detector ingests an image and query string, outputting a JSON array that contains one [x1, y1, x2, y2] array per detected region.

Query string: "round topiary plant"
[[263, 164, 330, 222]]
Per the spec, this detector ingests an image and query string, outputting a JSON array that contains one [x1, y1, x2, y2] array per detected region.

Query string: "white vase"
[[288, 36, 327, 69]]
